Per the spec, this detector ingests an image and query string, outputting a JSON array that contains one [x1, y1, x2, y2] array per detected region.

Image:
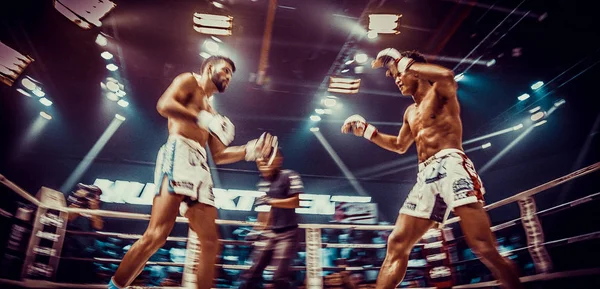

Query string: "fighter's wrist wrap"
[[364, 124, 377, 140]]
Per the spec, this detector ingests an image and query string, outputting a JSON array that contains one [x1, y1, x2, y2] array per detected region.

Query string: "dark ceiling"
[[1, 0, 598, 221]]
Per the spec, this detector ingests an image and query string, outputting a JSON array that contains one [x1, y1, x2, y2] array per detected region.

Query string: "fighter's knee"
[[387, 232, 412, 257], [141, 230, 168, 250]]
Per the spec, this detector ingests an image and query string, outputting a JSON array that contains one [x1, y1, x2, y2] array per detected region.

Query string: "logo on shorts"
[[453, 178, 474, 200], [171, 181, 194, 191], [404, 202, 417, 211], [189, 150, 203, 166]]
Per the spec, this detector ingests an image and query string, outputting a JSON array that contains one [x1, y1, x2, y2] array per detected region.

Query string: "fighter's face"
[[394, 71, 418, 96], [208, 61, 233, 93]]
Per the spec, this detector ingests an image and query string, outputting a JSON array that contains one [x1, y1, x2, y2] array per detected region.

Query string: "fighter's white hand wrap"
[[197, 111, 235, 146], [374, 48, 414, 73], [343, 114, 378, 140], [245, 132, 278, 162]]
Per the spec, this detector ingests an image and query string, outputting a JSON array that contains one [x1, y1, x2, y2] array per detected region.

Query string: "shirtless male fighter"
[[341, 48, 523, 289], [108, 56, 276, 289]]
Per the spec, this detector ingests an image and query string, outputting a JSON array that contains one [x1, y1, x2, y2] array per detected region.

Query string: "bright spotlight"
[[101, 51, 113, 60], [17, 88, 32, 97], [355, 53, 368, 64], [211, 36, 223, 43], [554, 99, 566, 107], [534, 120, 547, 127], [531, 81, 544, 90], [323, 98, 337, 107], [528, 106, 541, 113], [513, 123, 524, 131], [212, 1, 225, 8], [486, 59, 496, 67], [40, 112, 52, 120], [518, 93, 530, 101], [345, 60, 354, 65], [200, 52, 212, 59], [106, 92, 119, 101], [310, 127, 320, 132], [116, 90, 126, 97], [117, 99, 129, 107], [367, 30, 378, 39], [204, 40, 219, 53], [310, 115, 321, 122], [22, 78, 37, 90], [39, 97, 53, 106], [354, 66, 364, 74], [106, 64, 118, 71], [341, 69, 349, 73], [315, 109, 325, 115], [115, 114, 126, 121], [323, 108, 333, 114], [454, 73, 464, 81], [106, 81, 119, 92], [530, 111, 545, 121], [96, 34, 108, 46], [32, 89, 45, 97], [481, 142, 492, 149]]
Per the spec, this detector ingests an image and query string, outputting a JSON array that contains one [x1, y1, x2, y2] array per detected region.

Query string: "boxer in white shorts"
[[108, 56, 276, 289], [342, 49, 522, 289], [400, 148, 486, 223]]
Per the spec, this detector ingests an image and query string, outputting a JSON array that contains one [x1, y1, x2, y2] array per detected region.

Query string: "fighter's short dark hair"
[[400, 50, 427, 64], [200, 55, 236, 73]]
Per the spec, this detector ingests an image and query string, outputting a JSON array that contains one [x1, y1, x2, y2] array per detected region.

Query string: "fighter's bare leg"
[[454, 202, 523, 289], [112, 176, 183, 287], [186, 203, 220, 289], [375, 214, 435, 289]]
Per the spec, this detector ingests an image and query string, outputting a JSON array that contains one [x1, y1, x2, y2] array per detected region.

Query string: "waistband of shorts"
[[168, 134, 206, 153], [418, 148, 464, 171]]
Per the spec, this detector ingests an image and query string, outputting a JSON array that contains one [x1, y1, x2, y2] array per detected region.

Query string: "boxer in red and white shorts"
[[400, 148, 486, 223], [342, 48, 522, 289]]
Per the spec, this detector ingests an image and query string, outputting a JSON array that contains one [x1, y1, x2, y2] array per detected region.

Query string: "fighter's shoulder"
[[172, 72, 198, 88], [404, 104, 416, 118]]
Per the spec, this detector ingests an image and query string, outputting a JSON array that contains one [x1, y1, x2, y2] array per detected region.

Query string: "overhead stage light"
[[481, 142, 492, 149], [39, 97, 53, 106], [528, 106, 541, 113], [518, 93, 530, 101], [367, 30, 378, 39], [96, 34, 108, 46], [53, 0, 116, 29], [200, 52, 212, 59], [454, 73, 464, 81], [106, 92, 119, 101], [355, 53, 368, 64], [368, 14, 402, 34], [212, 1, 225, 8], [531, 81, 544, 90], [193, 13, 233, 36], [315, 109, 325, 115], [323, 98, 337, 107], [32, 89, 45, 97], [0, 42, 34, 87], [204, 40, 220, 53], [101, 51, 113, 60], [530, 111, 545, 122], [513, 123, 524, 131], [554, 99, 566, 107], [40, 112, 52, 120], [310, 127, 319, 132], [310, 115, 321, 122], [486, 59, 496, 67], [117, 99, 129, 107], [21, 77, 37, 91], [106, 64, 118, 71], [328, 77, 360, 94], [17, 88, 32, 97], [534, 120, 547, 127], [115, 114, 126, 121]]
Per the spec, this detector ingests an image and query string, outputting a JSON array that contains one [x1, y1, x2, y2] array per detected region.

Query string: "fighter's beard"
[[211, 73, 226, 93]]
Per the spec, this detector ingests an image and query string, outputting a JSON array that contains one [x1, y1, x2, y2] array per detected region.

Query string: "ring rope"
[[445, 162, 600, 225], [3, 162, 596, 230]]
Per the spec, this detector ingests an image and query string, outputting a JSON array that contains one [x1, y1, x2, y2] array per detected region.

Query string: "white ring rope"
[[445, 162, 600, 225], [2, 162, 597, 230]]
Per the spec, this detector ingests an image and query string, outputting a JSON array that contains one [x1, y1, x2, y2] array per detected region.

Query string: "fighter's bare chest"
[[407, 98, 442, 130]]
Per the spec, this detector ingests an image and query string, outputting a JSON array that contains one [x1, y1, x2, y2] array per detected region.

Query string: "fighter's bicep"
[[433, 80, 458, 100], [207, 133, 226, 156]]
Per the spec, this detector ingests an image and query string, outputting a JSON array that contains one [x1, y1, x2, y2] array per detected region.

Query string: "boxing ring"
[[0, 161, 598, 288]]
